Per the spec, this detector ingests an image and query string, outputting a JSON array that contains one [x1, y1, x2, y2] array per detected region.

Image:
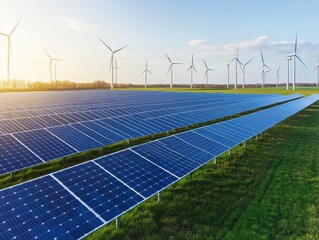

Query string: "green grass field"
[[85, 95, 319, 239]]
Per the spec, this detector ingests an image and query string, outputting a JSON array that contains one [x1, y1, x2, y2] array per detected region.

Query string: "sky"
[[0, 0, 319, 85]]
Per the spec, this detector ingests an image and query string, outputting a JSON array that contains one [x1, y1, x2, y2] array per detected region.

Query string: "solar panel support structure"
[[244, 141, 246, 148], [189, 173, 193, 181], [213, 158, 217, 165], [228, 149, 231, 156], [158, 192, 162, 202], [116, 216, 121, 228], [255, 135, 258, 141]]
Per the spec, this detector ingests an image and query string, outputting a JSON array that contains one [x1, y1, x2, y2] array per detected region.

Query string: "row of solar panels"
[[0, 93, 301, 176], [1, 94, 317, 240]]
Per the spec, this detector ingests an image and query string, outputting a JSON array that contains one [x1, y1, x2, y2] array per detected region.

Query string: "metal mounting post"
[[116, 216, 121, 228], [213, 158, 217, 165], [158, 192, 162, 202], [228, 149, 231, 156]]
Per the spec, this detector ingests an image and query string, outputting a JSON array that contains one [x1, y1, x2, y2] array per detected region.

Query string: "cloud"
[[188, 36, 319, 59], [60, 17, 94, 31]]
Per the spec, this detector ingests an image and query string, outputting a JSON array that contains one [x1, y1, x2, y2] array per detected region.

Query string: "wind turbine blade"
[[167, 65, 172, 74], [52, 58, 63, 61], [208, 68, 214, 71], [246, 57, 254, 66], [296, 55, 307, 68], [173, 62, 182, 65], [203, 59, 208, 68], [187, 66, 192, 72], [0, 32, 8, 36], [239, 62, 243, 71], [43, 47, 51, 59], [192, 54, 194, 64], [203, 70, 208, 78], [237, 43, 239, 56], [114, 45, 127, 53], [98, 38, 113, 52], [165, 53, 172, 63], [147, 70, 153, 76], [141, 70, 146, 75], [313, 66, 319, 72], [295, 34, 297, 53], [277, 66, 281, 73], [265, 64, 271, 70], [146, 60, 148, 68], [260, 50, 264, 64], [193, 66, 197, 72], [10, 18, 21, 36]]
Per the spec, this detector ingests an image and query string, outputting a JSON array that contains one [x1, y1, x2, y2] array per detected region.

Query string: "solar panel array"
[[1, 94, 317, 240], [0, 90, 301, 176]]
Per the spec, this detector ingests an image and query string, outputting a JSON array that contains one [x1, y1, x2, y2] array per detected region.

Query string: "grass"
[[85, 101, 319, 240]]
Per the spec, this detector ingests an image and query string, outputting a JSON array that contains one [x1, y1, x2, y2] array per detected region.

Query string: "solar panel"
[[54, 162, 144, 223], [0, 135, 43, 175], [193, 128, 238, 148], [0, 176, 103, 239], [158, 136, 215, 164], [95, 150, 178, 198], [13, 129, 77, 161], [132, 141, 200, 178], [48, 125, 103, 151]]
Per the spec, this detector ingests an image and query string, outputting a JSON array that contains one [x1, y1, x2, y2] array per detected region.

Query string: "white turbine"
[[43, 48, 63, 83], [231, 44, 241, 89], [276, 66, 281, 87], [284, 56, 292, 90], [114, 58, 119, 85], [141, 60, 153, 88], [187, 54, 197, 88], [98, 38, 127, 90], [166, 53, 181, 88], [0, 19, 21, 88], [287, 34, 307, 90], [260, 50, 271, 88], [313, 56, 319, 87], [240, 58, 253, 89], [203, 59, 214, 86]]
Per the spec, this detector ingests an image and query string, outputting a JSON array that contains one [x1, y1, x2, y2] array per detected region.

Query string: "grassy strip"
[[85, 102, 319, 239]]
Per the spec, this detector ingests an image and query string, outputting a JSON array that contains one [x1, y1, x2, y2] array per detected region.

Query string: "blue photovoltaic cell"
[[95, 150, 178, 198], [98, 119, 142, 138], [81, 121, 126, 142], [158, 136, 215, 165], [176, 131, 229, 156], [194, 128, 238, 148], [0, 175, 103, 240], [0, 135, 42, 175], [13, 129, 77, 161], [54, 162, 144, 222], [71, 123, 114, 145], [132, 141, 200, 178], [204, 125, 247, 142], [48, 125, 103, 151]]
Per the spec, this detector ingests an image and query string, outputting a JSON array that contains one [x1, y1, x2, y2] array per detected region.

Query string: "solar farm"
[[0, 89, 319, 239]]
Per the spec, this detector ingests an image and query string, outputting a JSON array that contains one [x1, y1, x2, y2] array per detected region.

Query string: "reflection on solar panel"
[[0, 94, 318, 239]]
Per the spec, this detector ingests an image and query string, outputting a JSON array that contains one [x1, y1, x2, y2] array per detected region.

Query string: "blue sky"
[[0, 0, 319, 85]]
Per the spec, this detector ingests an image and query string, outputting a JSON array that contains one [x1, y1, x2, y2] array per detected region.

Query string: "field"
[[1, 87, 318, 239], [84, 87, 319, 239]]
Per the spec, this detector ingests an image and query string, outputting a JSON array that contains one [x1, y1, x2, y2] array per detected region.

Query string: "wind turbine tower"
[[284, 56, 292, 90], [260, 50, 271, 88], [43, 48, 62, 83], [0, 19, 21, 88], [166, 53, 181, 88], [287, 35, 307, 90], [187, 54, 197, 88], [232, 44, 241, 89], [114, 58, 119, 85], [203, 59, 214, 86], [276, 66, 281, 87], [98, 38, 127, 90], [241, 58, 253, 89], [314, 56, 319, 87], [141, 60, 153, 88]]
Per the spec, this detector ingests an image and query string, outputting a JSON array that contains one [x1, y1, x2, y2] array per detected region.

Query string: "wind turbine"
[[98, 38, 127, 90], [314, 56, 319, 87], [224, 60, 231, 88], [0, 19, 21, 88], [43, 48, 63, 83], [287, 34, 307, 90], [276, 66, 281, 87], [114, 58, 119, 85], [166, 53, 181, 88], [203, 59, 214, 86], [240, 58, 253, 88], [187, 54, 197, 88], [141, 60, 153, 88], [260, 50, 271, 88], [284, 56, 292, 90], [232, 44, 241, 89]]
